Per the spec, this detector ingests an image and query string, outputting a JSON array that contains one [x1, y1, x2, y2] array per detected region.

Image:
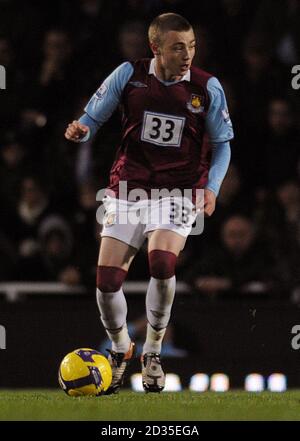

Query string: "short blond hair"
[[148, 13, 192, 46]]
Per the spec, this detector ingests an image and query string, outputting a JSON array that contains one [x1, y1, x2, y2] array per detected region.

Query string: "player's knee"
[[96, 265, 127, 293], [148, 249, 177, 279]]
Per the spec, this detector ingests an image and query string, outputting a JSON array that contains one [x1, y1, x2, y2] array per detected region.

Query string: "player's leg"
[[97, 236, 137, 352], [96, 236, 137, 394], [142, 229, 186, 392]]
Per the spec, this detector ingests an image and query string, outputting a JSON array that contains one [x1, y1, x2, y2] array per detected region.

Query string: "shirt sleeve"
[[205, 77, 234, 143], [205, 141, 231, 197], [78, 61, 134, 142]]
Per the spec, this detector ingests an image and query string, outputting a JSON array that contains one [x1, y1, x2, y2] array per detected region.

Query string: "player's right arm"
[[64, 62, 134, 143]]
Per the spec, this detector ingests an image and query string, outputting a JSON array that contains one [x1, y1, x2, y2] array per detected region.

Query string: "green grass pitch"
[[0, 390, 300, 420]]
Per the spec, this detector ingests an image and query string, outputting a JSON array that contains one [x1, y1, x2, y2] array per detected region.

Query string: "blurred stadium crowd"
[[0, 0, 300, 300]]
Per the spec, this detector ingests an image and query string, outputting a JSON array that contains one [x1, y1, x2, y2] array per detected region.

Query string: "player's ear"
[[150, 42, 161, 56]]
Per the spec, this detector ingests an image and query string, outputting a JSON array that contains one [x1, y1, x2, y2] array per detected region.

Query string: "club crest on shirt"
[[187, 94, 204, 113]]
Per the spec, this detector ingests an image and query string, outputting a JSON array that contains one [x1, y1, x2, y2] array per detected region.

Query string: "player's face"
[[157, 29, 196, 80]]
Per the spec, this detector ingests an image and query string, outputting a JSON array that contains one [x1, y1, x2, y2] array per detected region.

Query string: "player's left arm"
[[203, 77, 234, 216]]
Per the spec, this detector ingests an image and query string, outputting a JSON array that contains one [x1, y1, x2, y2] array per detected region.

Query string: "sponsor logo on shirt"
[[187, 94, 204, 113], [95, 83, 108, 100], [129, 81, 148, 88]]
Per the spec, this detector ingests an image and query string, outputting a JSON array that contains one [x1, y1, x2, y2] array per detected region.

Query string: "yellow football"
[[58, 348, 112, 396]]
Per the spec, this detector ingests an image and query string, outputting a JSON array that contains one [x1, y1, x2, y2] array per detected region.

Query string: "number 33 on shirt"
[[141, 111, 186, 147]]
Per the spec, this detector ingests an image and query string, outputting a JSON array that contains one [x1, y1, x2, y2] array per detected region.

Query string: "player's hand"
[[65, 120, 89, 142], [203, 189, 216, 217]]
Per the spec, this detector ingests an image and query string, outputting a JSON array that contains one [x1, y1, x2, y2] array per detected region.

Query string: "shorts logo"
[[187, 94, 204, 113], [104, 213, 116, 226], [95, 83, 107, 100]]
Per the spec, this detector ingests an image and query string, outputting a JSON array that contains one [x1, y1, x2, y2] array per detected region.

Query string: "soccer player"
[[65, 13, 233, 393]]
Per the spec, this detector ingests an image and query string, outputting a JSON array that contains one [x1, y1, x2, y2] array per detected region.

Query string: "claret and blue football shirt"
[[79, 59, 233, 197]]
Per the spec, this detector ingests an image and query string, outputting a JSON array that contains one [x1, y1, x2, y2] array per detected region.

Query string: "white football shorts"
[[99, 195, 199, 249]]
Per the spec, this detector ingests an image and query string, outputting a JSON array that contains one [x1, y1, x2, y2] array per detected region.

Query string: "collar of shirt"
[[148, 58, 191, 84]]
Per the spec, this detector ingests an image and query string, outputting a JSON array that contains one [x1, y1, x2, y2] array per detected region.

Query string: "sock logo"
[[150, 310, 165, 319]]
